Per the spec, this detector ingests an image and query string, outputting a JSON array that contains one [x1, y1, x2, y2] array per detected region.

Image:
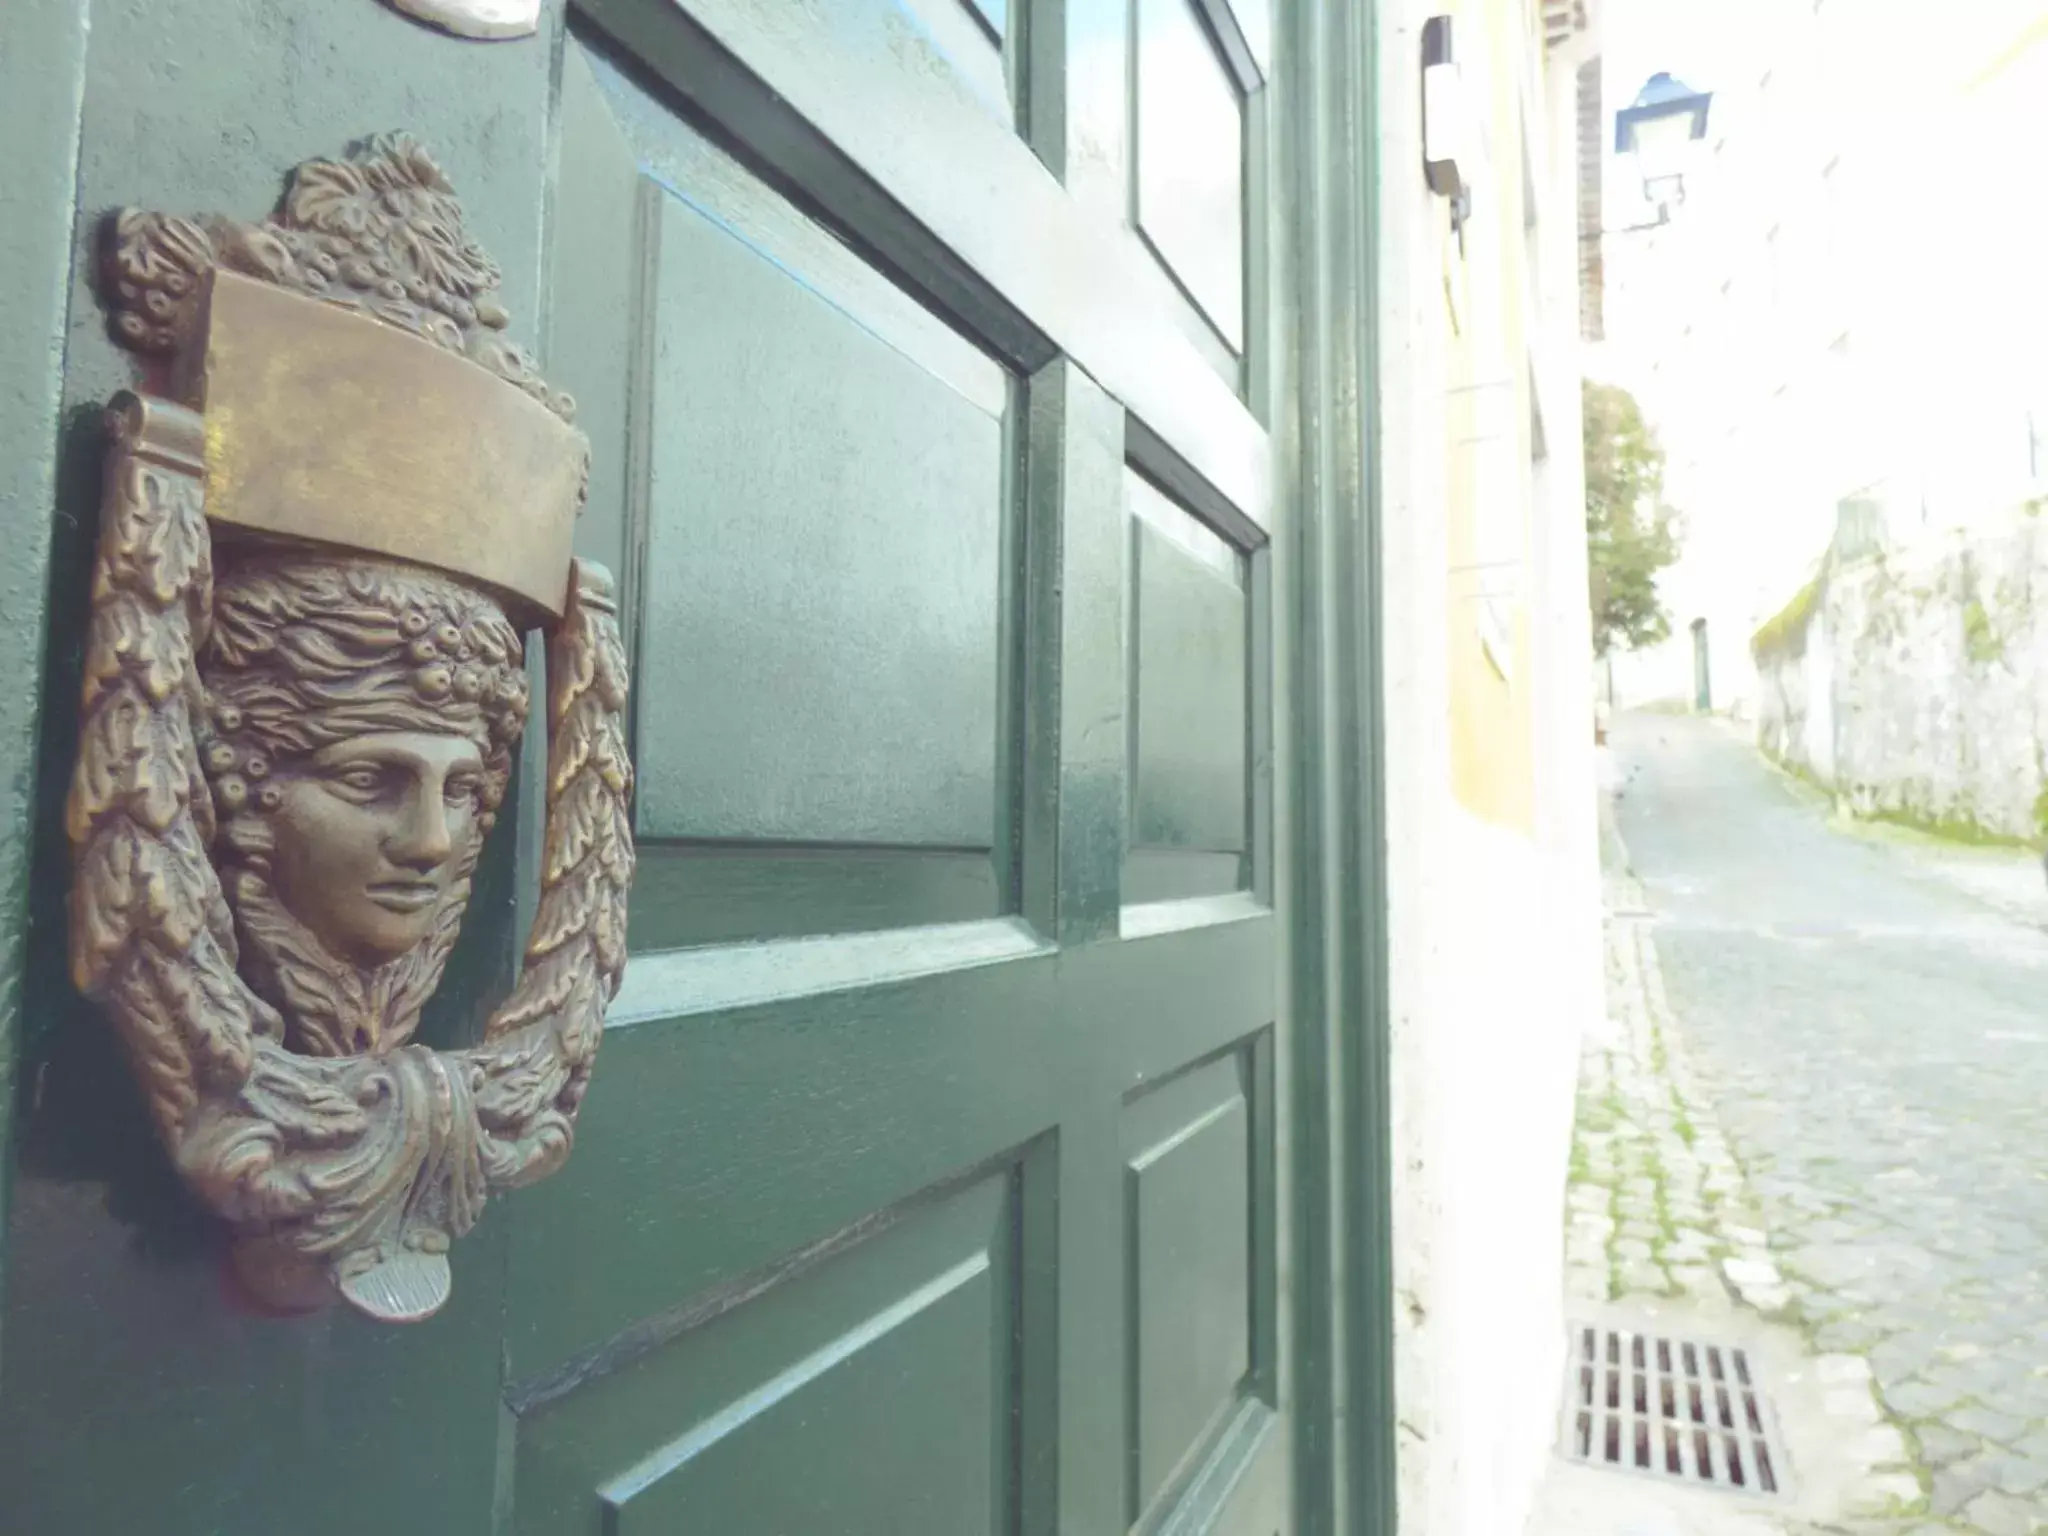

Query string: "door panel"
[[1126, 1051, 1254, 1522], [515, 1157, 1035, 1535], [561, 43, 1020, 955], [1128, 470, 1253, 902], [0, 1, 1295, 1532], [502, 931, 1057, 1386], [1134, 0, 1248, 352], [631, 187, 1008, 851]]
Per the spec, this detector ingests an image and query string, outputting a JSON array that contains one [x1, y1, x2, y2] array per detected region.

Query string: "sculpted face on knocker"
[[197, 556, 532, 1059], [269, 730, 485, 967]]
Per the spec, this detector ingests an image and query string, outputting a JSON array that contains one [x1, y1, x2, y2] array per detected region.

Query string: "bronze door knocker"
[[71, 135, 634, 1323]]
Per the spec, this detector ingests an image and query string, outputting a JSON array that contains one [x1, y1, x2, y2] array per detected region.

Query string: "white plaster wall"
[[1375, 4, 1453, 1522], [1756, 515, 2048, 838], [1427, 808, 1585, 1534], [1376, 6, 1604, 1532]]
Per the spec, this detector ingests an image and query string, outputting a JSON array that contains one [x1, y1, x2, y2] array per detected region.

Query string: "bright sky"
[[1600, 0, 2048, 432], [1603, 0, 2048, 113]]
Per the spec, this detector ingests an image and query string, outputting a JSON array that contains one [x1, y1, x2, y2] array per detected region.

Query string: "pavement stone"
[[1812, 1319, 1891, 1354], [1601, 715, 2048, 1536], [1932, 1462, 1989, 1516], [1949, 1403, 2030, 1444], [1725, 1256, 1783, 1289], [1914, 1423, 1984, 1465], [1849, 1423, 1912, 1466], [1961, 1489, 2048, 1536], [1977, 1452, 2048, 1496], [1622, 1259, 1674, 1294], [1846, 1470, 1928, 1515], [1669, 1262, 1722, 1296], [1883, 1378, 1964, 1419]]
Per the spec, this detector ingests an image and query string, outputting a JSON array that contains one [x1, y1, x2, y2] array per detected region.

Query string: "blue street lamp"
[[1615, 72, 1714, 220]]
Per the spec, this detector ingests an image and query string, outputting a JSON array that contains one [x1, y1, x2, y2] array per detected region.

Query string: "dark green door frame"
[[1273, 1, 1396, 1532], [0, 0, 95, 1375]]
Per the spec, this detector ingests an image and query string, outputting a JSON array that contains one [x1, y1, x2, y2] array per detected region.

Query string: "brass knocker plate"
[[71, 136, 635, 1322]]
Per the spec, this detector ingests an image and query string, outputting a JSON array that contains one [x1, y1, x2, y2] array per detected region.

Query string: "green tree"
[[1583, 379, 1683, 656]]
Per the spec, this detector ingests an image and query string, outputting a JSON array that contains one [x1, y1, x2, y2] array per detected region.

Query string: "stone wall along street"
[[1753, 509, 2048, 844]]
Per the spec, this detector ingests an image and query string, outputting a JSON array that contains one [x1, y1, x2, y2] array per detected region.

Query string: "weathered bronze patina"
[[74, 135, 634, 1323], [190, 269, 587, 620]]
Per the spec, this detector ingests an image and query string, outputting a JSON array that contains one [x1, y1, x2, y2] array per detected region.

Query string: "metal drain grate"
[[1561, 1323, 1788, 1496]]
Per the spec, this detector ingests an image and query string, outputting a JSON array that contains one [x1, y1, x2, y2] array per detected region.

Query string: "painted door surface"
[[0, 1, 1291, 1532]]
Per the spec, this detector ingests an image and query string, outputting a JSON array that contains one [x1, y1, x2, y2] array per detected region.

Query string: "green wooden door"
[[0, 1, 1312, 1532]]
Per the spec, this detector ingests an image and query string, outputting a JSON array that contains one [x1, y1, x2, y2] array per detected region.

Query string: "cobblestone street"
[[1601, 711, 2048, 1533]]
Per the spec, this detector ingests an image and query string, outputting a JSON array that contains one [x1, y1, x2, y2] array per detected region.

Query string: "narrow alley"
[[1615, 710, 2048, 1527]]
